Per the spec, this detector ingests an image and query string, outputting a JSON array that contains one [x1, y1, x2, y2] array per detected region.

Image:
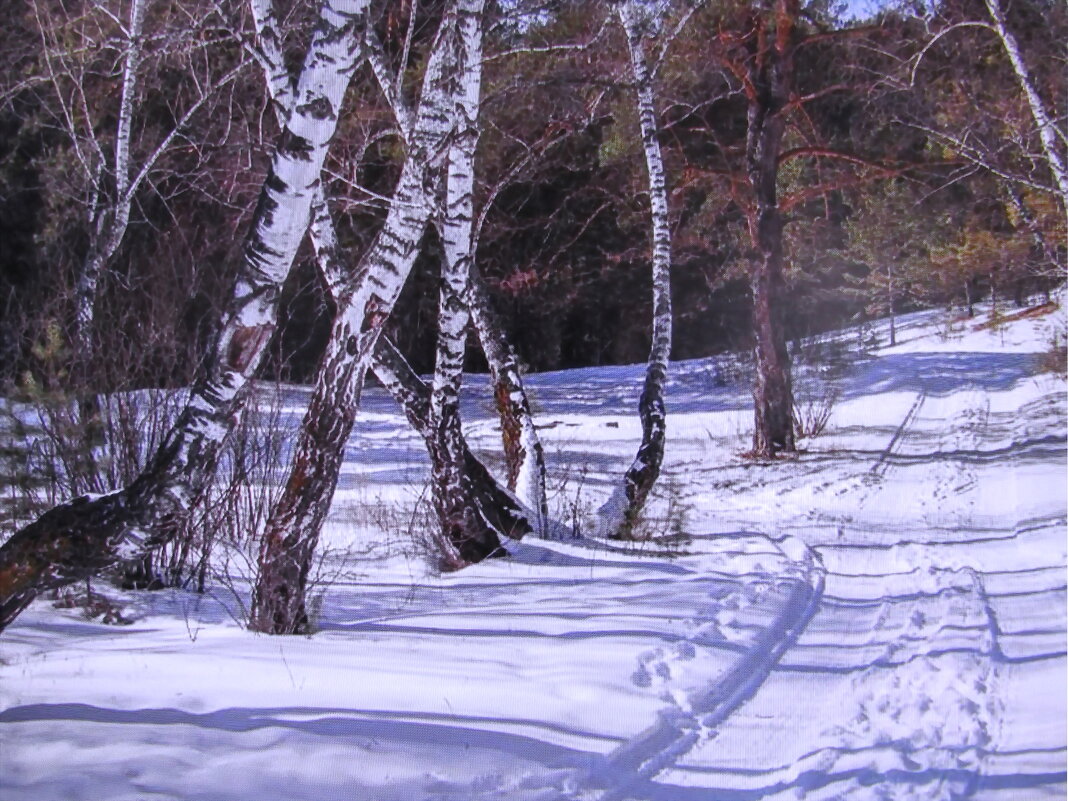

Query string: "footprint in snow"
[[820, 570, 1004, 794]]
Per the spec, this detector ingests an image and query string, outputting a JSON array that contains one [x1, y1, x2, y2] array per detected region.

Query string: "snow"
[[2, 300, 1066, 800]]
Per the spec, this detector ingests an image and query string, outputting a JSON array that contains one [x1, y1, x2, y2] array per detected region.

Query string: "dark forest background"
[[1, 0, 1064, 389]]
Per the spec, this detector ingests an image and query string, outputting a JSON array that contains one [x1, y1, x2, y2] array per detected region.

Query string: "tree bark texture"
[[365, 1, 547, 538], [317, 193, 525, 561], [424, 0, 507, 568], [598, 1, 674, 538], [371, 339, 530, 549], [0, 0, 370, 634], [249, 0, 494, 634], [467, 267, 548, 535], [747, 1, 796, 459]]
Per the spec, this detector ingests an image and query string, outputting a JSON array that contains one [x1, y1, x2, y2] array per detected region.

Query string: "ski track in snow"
[[0, 303, 1065, 800], [578, 541, 825, 801]]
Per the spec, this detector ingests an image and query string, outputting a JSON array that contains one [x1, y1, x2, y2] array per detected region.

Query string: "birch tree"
[[597, 0, 675, 538], [249, 0, 525, 635], [69, 0, 146, 362], [22, 0, 251, 503], [368, 0, 545, 540], [369, 3, 549, 537], [983, 0, 1066, 209], [243, 0, 535, 633], [425, 1, 494, 567], [0, 0, 371, 633], [30, 0, 248, 365]]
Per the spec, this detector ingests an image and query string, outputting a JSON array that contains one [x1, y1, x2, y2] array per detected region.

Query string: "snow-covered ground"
[[1, 301, 1065, 800]]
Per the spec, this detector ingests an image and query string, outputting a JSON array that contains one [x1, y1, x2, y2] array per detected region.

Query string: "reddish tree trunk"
[[746, 3, 796, 459]]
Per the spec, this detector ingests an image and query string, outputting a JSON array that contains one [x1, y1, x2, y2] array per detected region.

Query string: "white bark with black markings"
[[245, 0, 524, 633], [425, 0, 500, 568], [598, 0, 673, 539], [982, 0, 1067, 208], [365, 9, 548, 538], [249, 0, 509, 634], [72, 0, 147, 361]]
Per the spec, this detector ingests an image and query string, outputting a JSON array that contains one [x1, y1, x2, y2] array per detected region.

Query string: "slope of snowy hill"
[[1, 301, 1065, 800]]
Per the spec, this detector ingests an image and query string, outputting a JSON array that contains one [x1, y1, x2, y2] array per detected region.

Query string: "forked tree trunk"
[[364, 9, 548, 538], [0, 0, 370, 634], [68, 0, 148, 503], [747, 2, 796, 459], [73, 0, 245, 365], [598, 0, 673, 539], [249, 0, 509, 635], [313, 189, 520, 564], [372, 339, 528, 542]]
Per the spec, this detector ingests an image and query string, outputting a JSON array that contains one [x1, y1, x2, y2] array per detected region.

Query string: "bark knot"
[[297, 96, 335, 121]]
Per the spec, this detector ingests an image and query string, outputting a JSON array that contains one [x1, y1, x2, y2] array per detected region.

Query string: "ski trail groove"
[[871, 390, 927, 479], [582, 537, 826, 801]]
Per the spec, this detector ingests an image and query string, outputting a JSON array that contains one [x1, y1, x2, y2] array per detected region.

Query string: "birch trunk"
[[373, 339, 529, 547], [1003, 185, 1063, 275], [467, 268, 548, 535], [308, 153, 521, 566], [246, 0, 521, 633], [598, 1, 673, 539], [365, 14, 548, 538], [0, 0, 369, 634], [425, 0, 502, 567], [983, 0, 1068, 210], [72, 0, 146, 362], [249, 0, 505, 635], [747, 2, 796, 459], [69, 0, 148, 496]]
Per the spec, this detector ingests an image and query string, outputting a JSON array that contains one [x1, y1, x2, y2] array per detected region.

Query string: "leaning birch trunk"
[[372, 340, 529, 539], [983, 0, 1068, 210], [0, 0, 369, 634], [597, 1, 674, 539], [249, 0, 519, 635]]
